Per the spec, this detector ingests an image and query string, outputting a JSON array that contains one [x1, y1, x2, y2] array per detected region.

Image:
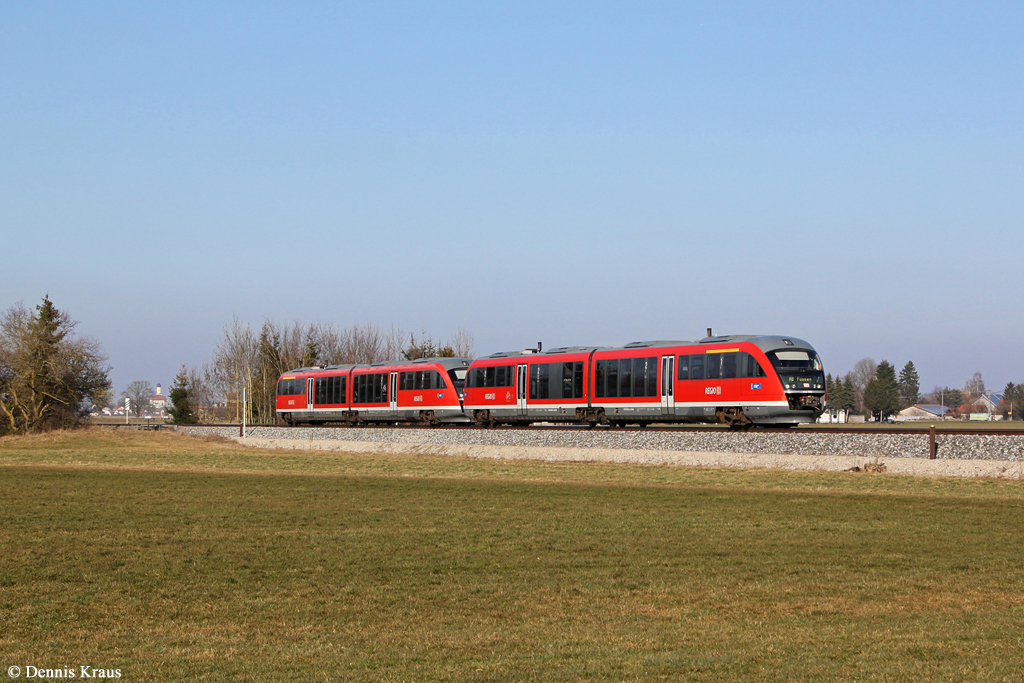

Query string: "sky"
[[2, 1, 1022, 396]]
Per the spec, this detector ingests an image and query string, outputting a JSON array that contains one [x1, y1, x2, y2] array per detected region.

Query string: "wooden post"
[[929, 425, 937, 459]]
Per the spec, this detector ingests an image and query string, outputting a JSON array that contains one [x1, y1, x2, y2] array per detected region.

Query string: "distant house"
[[974, 392, 1003, 415], [957, 392, 1004, 420], [897, 404, 951, 421]]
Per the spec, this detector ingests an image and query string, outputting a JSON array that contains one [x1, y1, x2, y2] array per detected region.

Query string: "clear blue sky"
[[2, 2, 1022, 396]]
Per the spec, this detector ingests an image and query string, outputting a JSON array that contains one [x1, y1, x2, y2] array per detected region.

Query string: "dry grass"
[[2, 430, 1024, 681]]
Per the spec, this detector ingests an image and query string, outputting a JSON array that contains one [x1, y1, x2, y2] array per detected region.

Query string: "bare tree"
[[451, 327, 475, 358], [187, 364, 219, 423], [383, 324, 406, 362], [122, 380, 155, 416], [356, 323, 386, 363], [211, 317, 258, 423], [964, 372, 985, 399], [850, 358, 878, 412]]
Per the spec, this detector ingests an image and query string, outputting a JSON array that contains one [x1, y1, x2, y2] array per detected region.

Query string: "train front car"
[[598, 335, 826, 428], [742, 336, 826, 426]]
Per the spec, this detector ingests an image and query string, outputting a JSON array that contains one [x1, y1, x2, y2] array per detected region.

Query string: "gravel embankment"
[[179, 425, 1024, 479]]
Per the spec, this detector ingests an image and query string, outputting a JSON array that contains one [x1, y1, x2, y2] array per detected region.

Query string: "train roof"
[[359, 357, 471, 370], [282, 357, 471, 375], [482, 346, 605, 359], [696, 334, 817, 353]]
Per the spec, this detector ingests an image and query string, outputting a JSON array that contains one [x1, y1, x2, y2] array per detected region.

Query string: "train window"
[[278, 378, 304, 396], [633, 358, 645, 397], [355, 373, 388, 404], [562, 363, 573, 399], [485, 366, 496, 388], [594, 361, 605, 398], [721, 353, 738, 379], [435, 371, 447, 389], [629, 356, 656, 397], [707, 354, 721, 380], [677, 356, 689, 381], [691, 355, 705, 380], [738, 352, 767, 378], [619, 359, 632, 398], [495, 366, 505, 387], [768, 350, 822, 371], [529, 363, 551, 400], [574, 361, 585, 399], [606, 361, 618, 397]]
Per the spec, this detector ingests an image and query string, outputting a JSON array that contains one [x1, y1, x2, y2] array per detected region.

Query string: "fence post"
[[929, 425, 937, 459]]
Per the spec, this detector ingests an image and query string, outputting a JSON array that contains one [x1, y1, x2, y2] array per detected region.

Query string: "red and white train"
[[276, 333, 826, 428]]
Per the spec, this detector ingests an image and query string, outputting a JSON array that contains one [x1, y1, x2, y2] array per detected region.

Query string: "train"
[[275, 332, 826, 428]]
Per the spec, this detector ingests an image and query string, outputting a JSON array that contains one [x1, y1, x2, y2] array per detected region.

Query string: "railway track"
[[97, 421, 1024, 437], [99, 421, 1024, 463]]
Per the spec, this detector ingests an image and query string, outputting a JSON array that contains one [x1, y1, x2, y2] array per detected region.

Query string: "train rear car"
[[351, 357, 470, 424], [276, 358, 471, 425]]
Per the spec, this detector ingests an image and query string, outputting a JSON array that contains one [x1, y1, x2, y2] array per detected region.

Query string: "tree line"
[[827, 358, 1019, 420], [165, 319, 475, 425]]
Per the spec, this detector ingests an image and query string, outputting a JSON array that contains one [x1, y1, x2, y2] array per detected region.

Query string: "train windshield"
[[448, 369, 467, 393], [767, 350, 823, 371], [767, 350, 825, 392]]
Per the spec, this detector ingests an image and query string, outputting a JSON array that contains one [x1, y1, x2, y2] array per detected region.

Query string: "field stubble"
[[1, 429, 1023, 681]]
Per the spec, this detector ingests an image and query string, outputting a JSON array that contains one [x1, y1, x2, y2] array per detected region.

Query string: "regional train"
[[275, 333, 826, 428]]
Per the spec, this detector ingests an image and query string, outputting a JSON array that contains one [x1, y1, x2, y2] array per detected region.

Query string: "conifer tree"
[[898, 361, 920, 408], [168, 366, 196, 424], [0, 296, 110, 434], [864, 360, 901, 420]]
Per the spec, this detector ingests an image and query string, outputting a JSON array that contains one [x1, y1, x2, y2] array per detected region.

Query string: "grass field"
[[2, 430, 1023, 681]]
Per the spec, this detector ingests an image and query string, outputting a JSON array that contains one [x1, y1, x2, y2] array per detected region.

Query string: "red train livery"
[[277, 334, 825, 427], [276, 357, 470, 425], [462, 335, 824, 427]]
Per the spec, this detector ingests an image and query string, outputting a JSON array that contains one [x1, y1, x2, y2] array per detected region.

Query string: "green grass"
[[2, 430, 1024, 681]]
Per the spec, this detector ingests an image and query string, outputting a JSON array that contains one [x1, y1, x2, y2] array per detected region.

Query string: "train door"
[[306, 377, 315, 420], [389, 372, 399, 418], [516, 364, 529, 417], [661, 355, 675, 415]]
